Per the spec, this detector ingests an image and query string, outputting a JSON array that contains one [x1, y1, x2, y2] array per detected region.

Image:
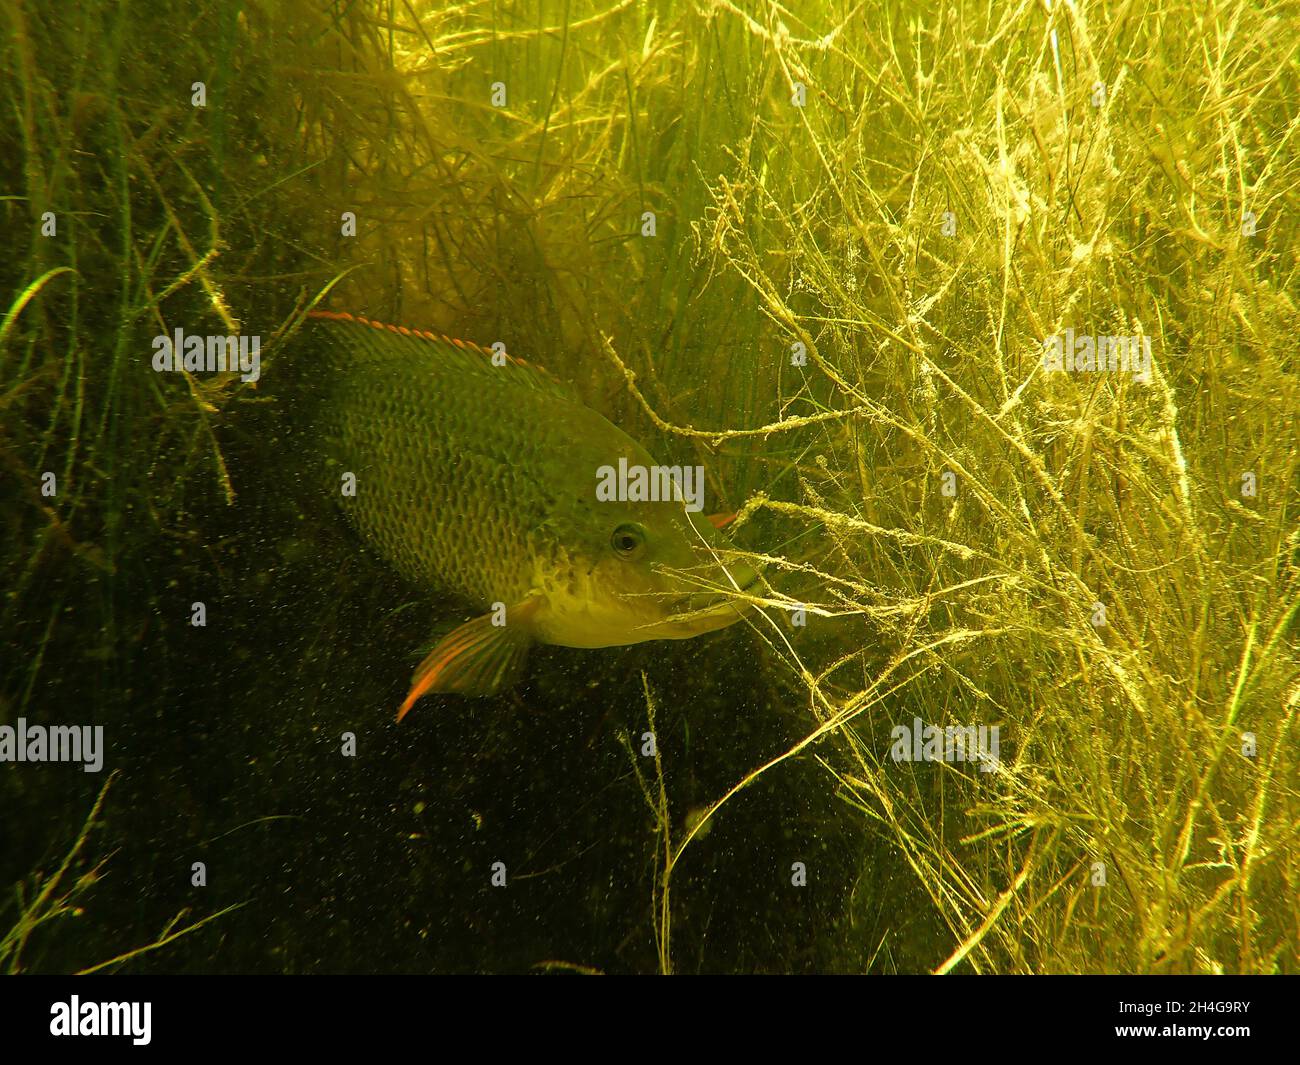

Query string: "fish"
[[303, 310, 757, 719]]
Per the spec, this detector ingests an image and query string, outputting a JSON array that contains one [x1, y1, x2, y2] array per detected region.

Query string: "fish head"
[[534, 485, 759, 649]]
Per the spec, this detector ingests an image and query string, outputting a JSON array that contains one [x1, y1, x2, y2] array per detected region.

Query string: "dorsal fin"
[[305, 309, 567, 394]]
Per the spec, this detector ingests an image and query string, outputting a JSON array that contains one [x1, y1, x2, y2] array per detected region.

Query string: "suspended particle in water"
[[683, 806, 711, 839]]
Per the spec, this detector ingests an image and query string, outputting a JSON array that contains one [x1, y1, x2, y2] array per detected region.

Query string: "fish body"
[[305, 311, 753, 713]]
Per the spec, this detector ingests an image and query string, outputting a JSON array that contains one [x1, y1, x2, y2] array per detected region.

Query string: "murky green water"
[[5, 0, 1297, 975]]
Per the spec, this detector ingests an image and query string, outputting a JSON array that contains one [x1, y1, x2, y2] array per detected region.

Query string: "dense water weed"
[[1, 0, 1297, 974]]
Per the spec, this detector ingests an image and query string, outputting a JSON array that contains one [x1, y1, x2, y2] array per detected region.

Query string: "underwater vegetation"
[[1, 0, 1297, 974]]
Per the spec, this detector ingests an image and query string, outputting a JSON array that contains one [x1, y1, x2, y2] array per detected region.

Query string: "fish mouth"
[[656, 561, 763, 637]]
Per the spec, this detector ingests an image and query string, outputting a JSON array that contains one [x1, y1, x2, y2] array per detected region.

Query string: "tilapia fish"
[[305, 310, 756, 718]]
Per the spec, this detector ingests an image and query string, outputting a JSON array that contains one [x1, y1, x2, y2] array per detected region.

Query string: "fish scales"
[[312, 313, 654, 606], [302, 310, 754, 709]]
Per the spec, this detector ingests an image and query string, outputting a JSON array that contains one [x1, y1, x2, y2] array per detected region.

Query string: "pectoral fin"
[[397, 600, 539, 720]]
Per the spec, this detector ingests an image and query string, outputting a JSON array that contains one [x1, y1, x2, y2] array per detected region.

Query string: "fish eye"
[[610, 522, 647, 560]]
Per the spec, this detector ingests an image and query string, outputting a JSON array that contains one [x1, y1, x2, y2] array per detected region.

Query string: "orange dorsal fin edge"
[[306, 309, 555, 377]]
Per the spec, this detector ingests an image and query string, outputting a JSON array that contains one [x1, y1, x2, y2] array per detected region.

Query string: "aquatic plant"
[[2, 0, 1295, 974]]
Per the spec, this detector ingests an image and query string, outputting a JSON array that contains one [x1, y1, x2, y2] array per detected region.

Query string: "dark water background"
[[4, 416, 925, 972], [0, 0, 948, 974], [18, 0, 1293, 977], [1, 293, 931, 974]]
